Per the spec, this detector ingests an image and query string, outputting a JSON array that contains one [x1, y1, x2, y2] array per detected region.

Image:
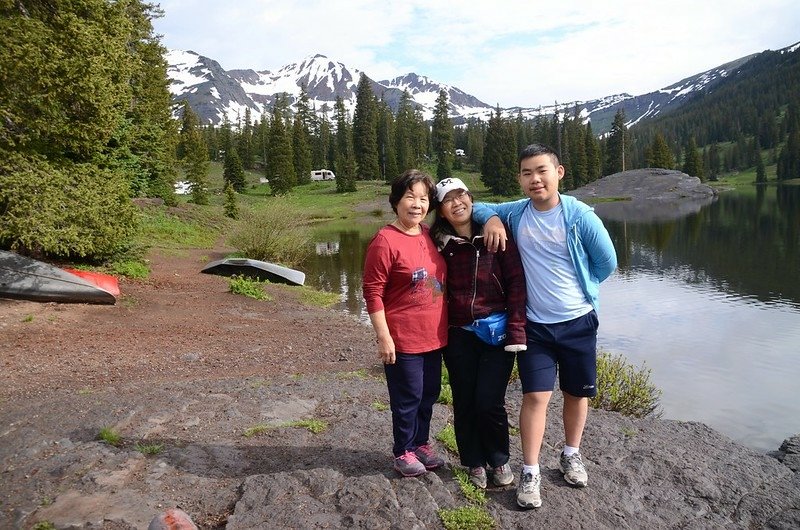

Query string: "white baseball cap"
[[435, 177, 469, 202]]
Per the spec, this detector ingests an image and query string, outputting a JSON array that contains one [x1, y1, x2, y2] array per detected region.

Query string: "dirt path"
[[0, 246, 376, 401]]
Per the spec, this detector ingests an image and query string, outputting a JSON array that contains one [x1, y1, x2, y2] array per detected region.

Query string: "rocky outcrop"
[[568, 169, 718, 222], [3, 374, 798, 529]]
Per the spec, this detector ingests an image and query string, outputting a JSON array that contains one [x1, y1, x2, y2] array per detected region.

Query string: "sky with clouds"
[[153, 0, 800, 108]]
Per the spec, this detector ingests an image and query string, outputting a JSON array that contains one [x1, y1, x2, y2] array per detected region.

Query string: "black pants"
[[384, 348, 443, 457], [444, 327, 516, 468]]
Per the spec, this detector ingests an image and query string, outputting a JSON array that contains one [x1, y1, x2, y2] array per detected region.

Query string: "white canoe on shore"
[[201, 257, 305, 286]]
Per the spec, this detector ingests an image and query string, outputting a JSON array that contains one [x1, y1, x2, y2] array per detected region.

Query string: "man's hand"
[[482, 216, 507, 253]]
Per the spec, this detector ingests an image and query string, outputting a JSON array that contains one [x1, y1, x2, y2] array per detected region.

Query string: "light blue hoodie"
[[472, 194, 617, 313]]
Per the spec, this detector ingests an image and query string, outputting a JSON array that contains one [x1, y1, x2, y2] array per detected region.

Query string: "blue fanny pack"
[[463, 311, 508, 346]]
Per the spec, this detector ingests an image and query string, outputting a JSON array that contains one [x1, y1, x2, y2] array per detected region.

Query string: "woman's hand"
[[377, 335, 396, 364]]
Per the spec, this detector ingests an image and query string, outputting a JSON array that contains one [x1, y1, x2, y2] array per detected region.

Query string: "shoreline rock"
[[568, 168, 718, 222], [2, 373, 798, 529]]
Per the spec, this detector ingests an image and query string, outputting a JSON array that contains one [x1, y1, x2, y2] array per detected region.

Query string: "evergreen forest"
[[2, 1, 799, 263]]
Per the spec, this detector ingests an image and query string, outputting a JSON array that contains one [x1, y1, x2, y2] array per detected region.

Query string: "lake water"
[[305, 185, 800, 453]]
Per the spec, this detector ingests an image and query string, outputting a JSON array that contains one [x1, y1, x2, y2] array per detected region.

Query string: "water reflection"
[[303, 185, 800, 451], [607, 184, 800, 308]]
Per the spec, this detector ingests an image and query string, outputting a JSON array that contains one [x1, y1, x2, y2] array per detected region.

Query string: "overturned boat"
[[0, 250, 118, 305], [201, 257, 305, 286]]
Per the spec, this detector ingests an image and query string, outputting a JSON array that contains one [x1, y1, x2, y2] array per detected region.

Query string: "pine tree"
[[237, 108, 254, 169], [708, 142, 721, 180], [292, 115, 312, 185], [223, 182, 239, 219], [265, 96, 295, 195], [316, 108, 332, 171], [223, 145, 246, 192], [431, 89, 454, 180], [395, 91, 416, 172], [584, 122, 601, 181], [647, 133, 674, 169], [352, 73, 379, 179], [254, 115, 269, 169], [376, 98, 398, 181], [465, 119, 485, 168], [481, 106, 517, 196], [122, 0, 178, 205], [566, 110, 587, 188], [682, 137, 704, 180], [755, 147, 767, 184], [777, 129, 800, 181], [218, 117, 233, 159], [333, 97, 357, 192], [179, 101, 210, 204], [605, 109, 628, 174]]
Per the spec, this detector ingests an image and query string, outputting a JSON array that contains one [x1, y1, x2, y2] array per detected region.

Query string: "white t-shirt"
[[517, 202, 593, 324]]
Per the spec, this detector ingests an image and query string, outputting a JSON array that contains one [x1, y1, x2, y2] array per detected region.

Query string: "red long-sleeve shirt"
[[362, 224, 448, 353]]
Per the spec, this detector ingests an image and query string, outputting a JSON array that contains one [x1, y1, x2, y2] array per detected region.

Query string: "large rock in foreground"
[[4, 375, 799, 529], [568, 169, 717, 222]]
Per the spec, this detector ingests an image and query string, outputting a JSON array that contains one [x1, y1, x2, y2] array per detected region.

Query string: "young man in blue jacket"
[[473, 143, 617, 509]]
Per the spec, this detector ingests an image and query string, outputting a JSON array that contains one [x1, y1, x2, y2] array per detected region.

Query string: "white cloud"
[[154, 0, 800, 107]]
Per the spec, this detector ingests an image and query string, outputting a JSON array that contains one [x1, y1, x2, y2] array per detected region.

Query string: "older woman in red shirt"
[[363, 169, 448, 477]]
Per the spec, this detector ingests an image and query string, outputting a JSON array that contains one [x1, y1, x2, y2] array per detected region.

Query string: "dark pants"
[[384, 348, 443, 457], [444, 327, 516, 468]]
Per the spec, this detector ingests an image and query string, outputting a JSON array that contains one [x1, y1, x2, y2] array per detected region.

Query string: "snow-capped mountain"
[[165, 44, 790, 134], [166, 50, 491, 125]]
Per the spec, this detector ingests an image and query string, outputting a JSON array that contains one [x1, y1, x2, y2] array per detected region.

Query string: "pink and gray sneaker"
[[394, 451, 427, 477]]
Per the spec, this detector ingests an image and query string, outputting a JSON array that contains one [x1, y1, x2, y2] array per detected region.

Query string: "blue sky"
[[153, 0, 800, 107]]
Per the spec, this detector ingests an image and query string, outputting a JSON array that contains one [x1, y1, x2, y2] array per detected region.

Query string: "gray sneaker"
[[516, 470, 542, 509], [559, 451, 588, 487], [468, 466, 487, 489], [489, 463, 514, 487]]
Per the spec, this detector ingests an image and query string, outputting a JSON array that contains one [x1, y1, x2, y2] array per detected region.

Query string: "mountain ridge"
[[166, 41, 799, 134]]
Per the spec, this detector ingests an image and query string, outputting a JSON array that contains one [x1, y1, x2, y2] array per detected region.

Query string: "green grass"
[[243, 423, 271, 437], [438, 505, 495, 530], [134, 442, 164, 455], [110, 259, 150, 279], [371, 400, 389, 411], [136, 208, 224, 250], [97, 427, 122, 447], [250, 180, 390, 222], [591, 350, 662, 418], [298, 286, 341, 308], [451, 467, 487, 506], [243, 419, 328, 437], [228, 275, 272, 301], [435, 423, 458, 455], [284, 419, 328, 434], [437, 383, 453, 406]]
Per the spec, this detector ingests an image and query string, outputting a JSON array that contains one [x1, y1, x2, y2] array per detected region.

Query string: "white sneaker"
[[516, 470, 542, 508]]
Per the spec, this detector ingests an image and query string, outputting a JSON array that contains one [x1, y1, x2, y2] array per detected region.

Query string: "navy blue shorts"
[[517, 311, 599, 397]]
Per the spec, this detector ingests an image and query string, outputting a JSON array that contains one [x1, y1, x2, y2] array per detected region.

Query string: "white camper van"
[[310, 169, 336, 181]]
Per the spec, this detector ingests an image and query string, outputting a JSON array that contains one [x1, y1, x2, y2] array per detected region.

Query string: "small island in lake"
[[568, 168, 718, 221]]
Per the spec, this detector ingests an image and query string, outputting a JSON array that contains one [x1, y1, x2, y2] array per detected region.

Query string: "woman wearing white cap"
[[430, 177, 527, 489]]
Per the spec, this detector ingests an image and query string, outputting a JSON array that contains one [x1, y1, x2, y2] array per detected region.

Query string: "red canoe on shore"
[[0, 250, 118, 304]]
